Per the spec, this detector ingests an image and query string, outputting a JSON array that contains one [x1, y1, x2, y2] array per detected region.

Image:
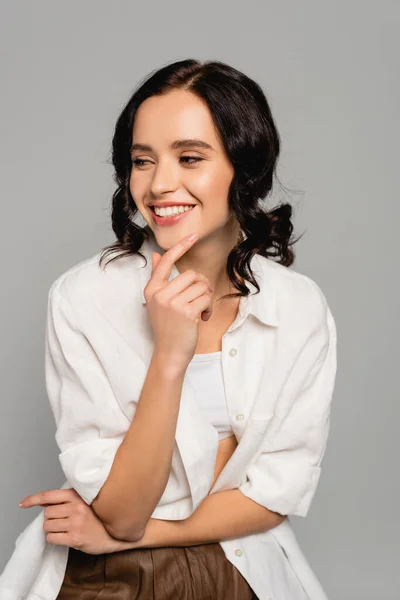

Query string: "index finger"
[[151, 232, 198, 283], [19, 488, 77, 508]]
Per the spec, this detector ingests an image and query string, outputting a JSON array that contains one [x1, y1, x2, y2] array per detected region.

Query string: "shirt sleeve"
[[238, 293, 338, 518], [45, 284, 130, 505]]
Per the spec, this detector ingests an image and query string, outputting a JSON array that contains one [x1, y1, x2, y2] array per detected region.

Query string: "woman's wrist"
[[110, 518, 185, 551], [151, 350, 189, 379], [104, 520, 160, 553]]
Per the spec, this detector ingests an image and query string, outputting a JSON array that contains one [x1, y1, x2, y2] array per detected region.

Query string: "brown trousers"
[[56, 543, 260, 600]]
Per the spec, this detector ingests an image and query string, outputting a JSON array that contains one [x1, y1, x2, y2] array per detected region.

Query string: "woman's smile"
[[150, 204, 197, 227]]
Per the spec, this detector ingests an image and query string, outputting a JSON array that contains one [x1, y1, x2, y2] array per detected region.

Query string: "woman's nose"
[[149, 160, 179, 196]]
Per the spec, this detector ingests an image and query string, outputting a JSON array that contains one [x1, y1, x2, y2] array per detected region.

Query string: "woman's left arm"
[[20, 485, 284, 553], [134, 489, 285, 549]]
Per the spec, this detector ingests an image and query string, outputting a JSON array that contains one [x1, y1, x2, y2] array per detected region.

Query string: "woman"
[[0, 59, 337, 600]]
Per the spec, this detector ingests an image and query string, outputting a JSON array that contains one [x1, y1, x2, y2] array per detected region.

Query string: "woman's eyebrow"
[[130, 139, 215, 153]]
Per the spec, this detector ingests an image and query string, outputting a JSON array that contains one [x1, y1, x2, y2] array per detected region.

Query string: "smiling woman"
[[127, 88, 238, 276], [0, 58, 337, 600]]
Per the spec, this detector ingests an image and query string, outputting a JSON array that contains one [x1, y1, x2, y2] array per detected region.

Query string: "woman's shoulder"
[[256, 254, 332, 327], [47, 248, 146, 312]]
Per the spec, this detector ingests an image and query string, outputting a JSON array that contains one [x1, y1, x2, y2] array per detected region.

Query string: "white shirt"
[[0, 230, 337, 600], [186, 350, 234, 440]]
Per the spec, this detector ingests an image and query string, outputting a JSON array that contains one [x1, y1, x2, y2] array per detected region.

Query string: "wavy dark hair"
[[99, 58, 302, 301]]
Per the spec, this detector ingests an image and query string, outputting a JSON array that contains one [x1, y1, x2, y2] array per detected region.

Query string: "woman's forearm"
[[91, 352, 187, 541], [176, 489, 286, 545], [130, 489, 286, 550]]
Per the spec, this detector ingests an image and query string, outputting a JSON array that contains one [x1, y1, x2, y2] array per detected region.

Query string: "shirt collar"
[[138, 229, 280, 327]]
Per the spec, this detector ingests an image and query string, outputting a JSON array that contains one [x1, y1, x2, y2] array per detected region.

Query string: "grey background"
[[0, 2, 398, 599]]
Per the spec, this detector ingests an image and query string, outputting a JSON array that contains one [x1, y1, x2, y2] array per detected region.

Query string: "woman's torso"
[[0, 243, 335, 600]]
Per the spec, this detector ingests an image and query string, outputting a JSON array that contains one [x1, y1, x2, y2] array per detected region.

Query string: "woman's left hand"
[[19, 487, 126, 554]]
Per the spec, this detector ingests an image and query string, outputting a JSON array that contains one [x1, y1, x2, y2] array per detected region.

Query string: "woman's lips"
[[150, 205, 197, 227]]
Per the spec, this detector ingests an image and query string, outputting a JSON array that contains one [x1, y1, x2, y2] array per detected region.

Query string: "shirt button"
[[234, 548, 243, 556], [236, 413, 245, 421], [229, 348, 237, 356]]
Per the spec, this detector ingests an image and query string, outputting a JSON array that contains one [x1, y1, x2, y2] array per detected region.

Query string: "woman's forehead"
[[132, 90, 219, 148]]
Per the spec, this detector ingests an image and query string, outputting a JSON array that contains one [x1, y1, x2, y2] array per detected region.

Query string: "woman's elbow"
[[104, 520, 145, 543], [89, 486, 146, 542]]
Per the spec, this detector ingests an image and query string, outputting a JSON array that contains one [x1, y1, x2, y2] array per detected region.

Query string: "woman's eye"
[[132, 156, 203, 167], [180, 156, 203, 164]]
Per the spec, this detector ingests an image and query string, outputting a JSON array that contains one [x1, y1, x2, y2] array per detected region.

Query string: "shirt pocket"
[[242, 411, 274, 441]]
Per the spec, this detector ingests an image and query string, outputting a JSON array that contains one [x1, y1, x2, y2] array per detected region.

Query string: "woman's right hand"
[[143, 233, 214, 369]]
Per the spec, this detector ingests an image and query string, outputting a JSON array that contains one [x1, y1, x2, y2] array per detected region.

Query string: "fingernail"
[[19, 502, 25, 508], [187, 233, 198, 242]]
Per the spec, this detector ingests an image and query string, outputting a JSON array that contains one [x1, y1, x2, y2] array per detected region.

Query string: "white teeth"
[[154, 205, 195, 217]]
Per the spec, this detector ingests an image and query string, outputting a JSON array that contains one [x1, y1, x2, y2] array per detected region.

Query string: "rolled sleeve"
[[238, 299, 337, 518], [45, 284, 129, 505]]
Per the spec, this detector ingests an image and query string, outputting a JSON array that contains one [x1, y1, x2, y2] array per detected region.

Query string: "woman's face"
[[129, 89, 236, 249]]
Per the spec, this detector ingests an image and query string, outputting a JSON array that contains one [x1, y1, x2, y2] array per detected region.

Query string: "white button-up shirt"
[[0, 231, 337, 600]]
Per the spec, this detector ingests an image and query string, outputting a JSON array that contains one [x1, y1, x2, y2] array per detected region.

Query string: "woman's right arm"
[[46, 233, 213, 543], [91, 234, 214, 541], [91, 352, 187, 542]]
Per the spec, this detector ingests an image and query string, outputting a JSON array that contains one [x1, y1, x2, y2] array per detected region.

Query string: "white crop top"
[[187, 351, 234, 441]]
